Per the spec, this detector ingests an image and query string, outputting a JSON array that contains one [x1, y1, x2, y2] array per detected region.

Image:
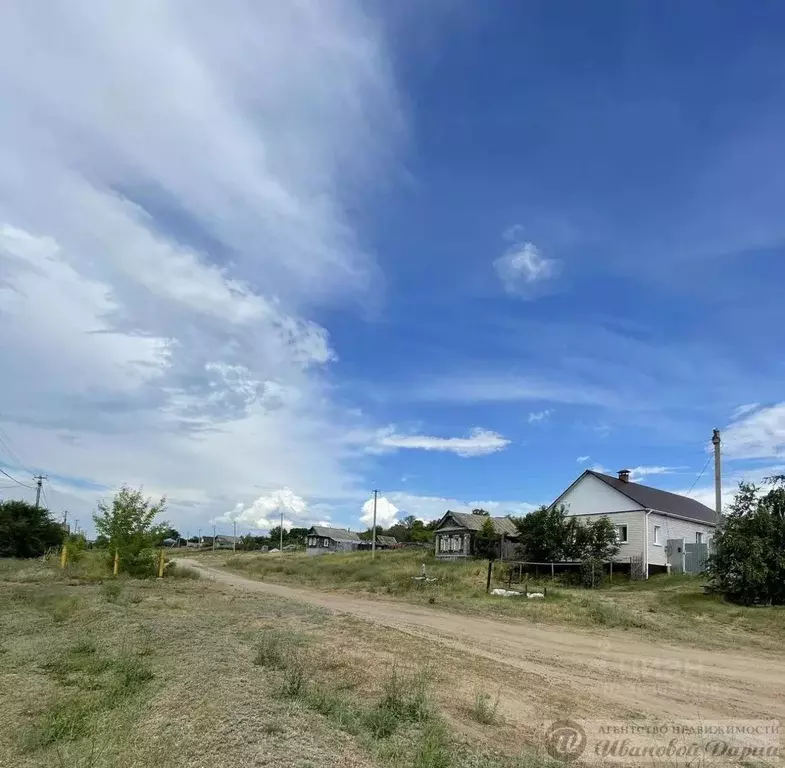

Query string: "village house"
[[433, 512, 519, 560], [358, 535, 398, 551], [551, 469, 718, 577], [305, 526, 361, 556]]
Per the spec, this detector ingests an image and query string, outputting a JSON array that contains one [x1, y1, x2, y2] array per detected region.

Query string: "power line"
[[685, 455, 712, 497], [0, 425, 34, 476], [0, 467, 33, 489]]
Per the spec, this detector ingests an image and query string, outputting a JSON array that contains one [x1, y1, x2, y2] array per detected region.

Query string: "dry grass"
[[0, 556, 561, 768], [213, 549, 785, 651]]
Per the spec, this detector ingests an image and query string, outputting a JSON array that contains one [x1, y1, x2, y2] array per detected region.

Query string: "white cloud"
[[361, 495, 399, 528], [213, 488, 311, 531], [383, 492, 538, 522], [0, 1, 404, 532], [723, 402, 785, 460], [528, 409, 552, 424], [732, 403, 760, 419], [627, 466, 686, 482], [576, 455, 590, 463], [493, 236, 562, 298], [377, 427, 510, 457]]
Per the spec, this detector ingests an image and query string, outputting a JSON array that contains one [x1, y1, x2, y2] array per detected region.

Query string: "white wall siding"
[[646, 513, 715, 566], [567, 510, 646, 563], [559, 474, 644, 516]]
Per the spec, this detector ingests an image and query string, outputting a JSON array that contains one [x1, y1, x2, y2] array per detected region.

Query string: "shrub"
[[708, 478, 785, 605], [469, 690, 500, 725], [0, 500, 65, 558]]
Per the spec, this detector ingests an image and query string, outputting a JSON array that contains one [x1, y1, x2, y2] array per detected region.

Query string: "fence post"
[[551, 562, 555, 580], [113, 550, 119, 576], [158, 548, 165, 579], [591, 561, 595, 588], [486, 559, 493, 593], [609, 560, 613, 582], [60, 544, 68, 569]]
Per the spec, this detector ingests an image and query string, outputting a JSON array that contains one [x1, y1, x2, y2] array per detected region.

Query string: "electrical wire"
[[0, 425, 33, 476], [0, 467, 34, 489], [685, 455, 713, 497]]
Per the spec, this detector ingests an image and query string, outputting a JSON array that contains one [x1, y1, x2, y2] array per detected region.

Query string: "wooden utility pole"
[[212, 525, 216, 552], [279, 509, 284, 553], [712, 428, 722, 524], [33, 475, 46, 509], [371, 489, 379, 558], [233, 521, 237, 553]]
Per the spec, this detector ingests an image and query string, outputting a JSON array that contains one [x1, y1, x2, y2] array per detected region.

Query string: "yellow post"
[[113, 549, 119, 576], [158, 548, 165, 579], [60, 544, 68, 569]]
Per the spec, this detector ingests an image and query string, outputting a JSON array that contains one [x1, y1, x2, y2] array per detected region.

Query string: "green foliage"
[[93, 485, 168, 577], [708, 478, 785, 605], [0, 499, 65, 557], [515, 505, 619, 565], [474, 517, 500, 560]]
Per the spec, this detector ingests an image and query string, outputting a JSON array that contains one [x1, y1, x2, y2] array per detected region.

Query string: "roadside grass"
[[1, 556, 561, 768], [220, 550, 785, 651]]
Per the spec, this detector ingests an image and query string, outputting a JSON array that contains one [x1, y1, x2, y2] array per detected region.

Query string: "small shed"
[[358, 535, 398, 551], [433, 512, 519, 560], [306, 526, 361, 556]]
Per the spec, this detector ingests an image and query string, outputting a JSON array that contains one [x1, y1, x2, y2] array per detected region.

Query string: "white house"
[[550, 469, 717, 577]]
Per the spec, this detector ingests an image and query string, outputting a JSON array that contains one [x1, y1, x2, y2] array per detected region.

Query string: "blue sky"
[[1, 1, 784, 535]]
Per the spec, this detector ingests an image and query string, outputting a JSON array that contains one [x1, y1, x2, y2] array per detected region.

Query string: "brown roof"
[[307, 526, 361, 543], [436, 512, 518, 536], [586, 471, 717, 525]]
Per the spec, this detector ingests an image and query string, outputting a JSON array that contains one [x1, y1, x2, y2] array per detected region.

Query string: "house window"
[[695, 532, 703, 544], [653, 525, 662, 546], [322, 538, 330, 547], [616, 525, 628, 544]]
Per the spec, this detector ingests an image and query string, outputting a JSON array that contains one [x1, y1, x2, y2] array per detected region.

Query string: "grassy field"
[[206, 548, 785, 652], [0, 554, 563, 768]]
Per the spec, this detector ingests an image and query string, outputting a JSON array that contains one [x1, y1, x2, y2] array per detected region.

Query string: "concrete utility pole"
[[33, 475, 46, 509], [371, 489, 379, 558], [712, 428, 722, 524], [233, 521, 237, 552], [212, 525, 216, 552], [279, 509, 284, 553]]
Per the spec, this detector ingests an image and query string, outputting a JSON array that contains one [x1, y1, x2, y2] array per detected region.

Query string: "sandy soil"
[[181, 559, 785, 726]]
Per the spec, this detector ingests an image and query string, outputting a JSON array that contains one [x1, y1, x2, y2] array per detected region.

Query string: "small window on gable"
[[653, 525, 662, 546], [616, 525, 628, 544]]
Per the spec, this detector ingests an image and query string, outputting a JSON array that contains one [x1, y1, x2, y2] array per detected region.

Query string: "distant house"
[[433, 512, 519, 560], [306, 526, 361, 556], [551, 469, 718, 577], [358, 535, 398, 551]]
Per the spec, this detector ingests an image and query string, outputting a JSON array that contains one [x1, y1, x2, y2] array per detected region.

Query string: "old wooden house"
[[305, 526, 361, 556], [433, 512, 519, 560]]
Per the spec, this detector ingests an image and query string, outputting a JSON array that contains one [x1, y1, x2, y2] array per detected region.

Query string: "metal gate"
[[684, 543, 709, 574]]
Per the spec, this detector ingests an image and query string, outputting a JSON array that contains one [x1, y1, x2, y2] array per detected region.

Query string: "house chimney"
[[618, 469, 631, 483]]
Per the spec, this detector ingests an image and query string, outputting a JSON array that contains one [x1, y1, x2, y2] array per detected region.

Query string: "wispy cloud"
[[0, 1, 404, 527], [576, 455, 590, 463], [528, 409, 552, 424], [382, 492, 538, 522], [627, 466, 687, 482], [723, 402, 785, 460], [493, 236, 562, 298], [377, 428, 510, 458]]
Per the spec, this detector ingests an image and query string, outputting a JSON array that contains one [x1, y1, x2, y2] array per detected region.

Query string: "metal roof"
[[586, 471, 717, 525], [307, 526, 361, 543], [435, 512, 518, 536]]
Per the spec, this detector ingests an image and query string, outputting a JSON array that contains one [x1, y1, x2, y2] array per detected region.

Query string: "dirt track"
[[182, 559, 785, 724]]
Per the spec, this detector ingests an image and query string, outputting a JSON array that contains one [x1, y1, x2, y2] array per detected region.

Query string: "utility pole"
[[212, 525, 216, 552], [197, 528, 202, 546], [371, 489, 379, 559], [712, 428, 722, 524], [279, 509, 284, 553], [73, 519, 79, 537], [63, 511, 68, 532], [33, 475, 46, 509], [233, 521, 237, 552]]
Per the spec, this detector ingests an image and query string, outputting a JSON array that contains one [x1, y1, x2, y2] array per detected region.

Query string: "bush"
[[0, 500, 65, 558], [708, 478, 785, 605]]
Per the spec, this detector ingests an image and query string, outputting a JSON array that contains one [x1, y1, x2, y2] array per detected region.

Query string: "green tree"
[[708, 478, 785, 605], [0, 499, 65, 557], [514, 505, 571, 561], [471, 508, 490, 516], [402, 514, 418, 529], [93, 486, 169, 577], [474, 517, 500, 593]]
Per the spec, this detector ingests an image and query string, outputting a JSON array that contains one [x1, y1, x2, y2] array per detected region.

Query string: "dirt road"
[[182, 559, 785, 724]]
